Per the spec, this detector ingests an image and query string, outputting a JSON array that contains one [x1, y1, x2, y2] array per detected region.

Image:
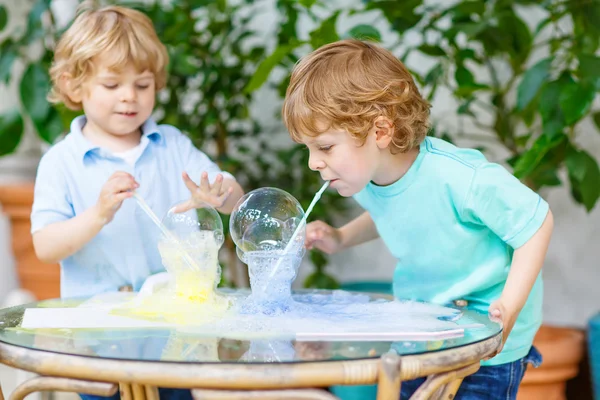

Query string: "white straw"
[[266, 181, 330, 281], [133, 192, 200, 271]]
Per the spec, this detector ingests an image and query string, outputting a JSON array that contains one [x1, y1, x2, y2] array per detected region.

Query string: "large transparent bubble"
[[230, 188, 306, 313], [230, 187, 305, 261], [158, 201, 224, 302]]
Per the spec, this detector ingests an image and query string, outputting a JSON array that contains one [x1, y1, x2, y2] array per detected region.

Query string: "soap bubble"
[[230, 188, 306, 312], [230, 188, 305, 260], [162, 202, 224, 247], [158, 201, 224, 301]]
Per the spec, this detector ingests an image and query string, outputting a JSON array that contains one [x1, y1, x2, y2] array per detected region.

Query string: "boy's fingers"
[[182, 172, 198, 193], [112, 191, 133, 205], [211, 174, 224, 195], [217, 187, 232, 204], [111, 178, 138, 193], [199, 172, 210, 192], [171, 200, 193, 214]]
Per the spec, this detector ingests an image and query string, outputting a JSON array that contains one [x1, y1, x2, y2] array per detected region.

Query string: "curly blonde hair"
[[283, 39, 430, 153], [48, 1, 168, 110]]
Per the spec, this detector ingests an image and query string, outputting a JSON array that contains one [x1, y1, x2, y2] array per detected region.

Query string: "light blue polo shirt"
[[353, 137, 548, 366], [31, 116, 234, 299]]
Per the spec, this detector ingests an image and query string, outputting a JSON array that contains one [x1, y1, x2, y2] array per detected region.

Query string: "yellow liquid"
[[113, 231, 230, 325]]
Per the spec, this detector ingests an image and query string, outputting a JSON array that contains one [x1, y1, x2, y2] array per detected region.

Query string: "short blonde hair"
[[48, 1, 168, 110], [283, 39, 430, 153]]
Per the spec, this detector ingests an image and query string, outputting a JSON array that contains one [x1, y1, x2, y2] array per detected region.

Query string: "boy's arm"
[[33, 206, 106, 263], [306, 211, 379, 254], [490, 210, 554, 344], [339, 211, 380, 249], [33, 171, 138, 263]]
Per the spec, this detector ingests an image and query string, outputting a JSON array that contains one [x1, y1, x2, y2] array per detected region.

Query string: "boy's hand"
[[173, 171, 233, 213], [95, 171, 138, 224], [305, 221, 344, 254], [485, 298, 517, 359]]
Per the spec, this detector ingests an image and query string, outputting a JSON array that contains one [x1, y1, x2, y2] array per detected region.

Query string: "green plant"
[[0, 0, 348, 288], [249, 0, 600, 211]]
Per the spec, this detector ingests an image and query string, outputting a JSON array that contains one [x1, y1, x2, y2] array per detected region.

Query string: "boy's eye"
[[136, 84, 150, 89], [103, 84, 118, 89], [319, 145, 333, 152]]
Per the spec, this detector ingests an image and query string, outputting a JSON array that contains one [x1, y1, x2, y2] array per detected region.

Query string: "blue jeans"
[[400, 346, 542, 400], [79, 388, 192, 400]]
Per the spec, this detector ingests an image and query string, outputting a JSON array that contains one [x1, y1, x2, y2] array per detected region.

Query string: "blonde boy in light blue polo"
[[283, 39, 554, 400], [31, 3, 244, 300]]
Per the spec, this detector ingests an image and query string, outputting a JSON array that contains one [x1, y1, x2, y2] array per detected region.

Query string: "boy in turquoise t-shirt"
[[282, 39, 553, 399]]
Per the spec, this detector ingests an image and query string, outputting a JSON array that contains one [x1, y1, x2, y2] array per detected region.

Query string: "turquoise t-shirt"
[[353, 136, 548, 366]]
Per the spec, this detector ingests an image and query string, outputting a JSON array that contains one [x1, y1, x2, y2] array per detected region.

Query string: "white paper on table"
[[21, 308, 170, 329], [20, 307, 474, 341]]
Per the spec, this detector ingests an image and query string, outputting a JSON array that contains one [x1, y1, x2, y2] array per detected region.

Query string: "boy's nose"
[[120, 86, 137, 102], [308, 154, 325, 171]]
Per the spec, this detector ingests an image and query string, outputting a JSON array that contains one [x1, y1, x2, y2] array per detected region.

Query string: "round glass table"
[[0, 290, 502, 400]]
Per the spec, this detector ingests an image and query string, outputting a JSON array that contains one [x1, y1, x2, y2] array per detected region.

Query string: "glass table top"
[[0, 290, 502, 364]]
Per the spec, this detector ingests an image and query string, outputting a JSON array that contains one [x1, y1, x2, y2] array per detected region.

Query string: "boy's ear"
[[59, 73, 83, 104], [373, 116, 394, 149]]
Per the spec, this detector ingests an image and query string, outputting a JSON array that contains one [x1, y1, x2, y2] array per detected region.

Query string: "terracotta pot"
[[517, 325, 585, 400], [0, 184, 60, 300]]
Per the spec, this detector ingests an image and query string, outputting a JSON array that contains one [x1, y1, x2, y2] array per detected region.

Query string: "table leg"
[[435, 378, 464, 400], [410, 362, 480, 400], [191, 388, 339, 399], [1, 380, 4, 400], [8, 376, 117, 400], [376, 352, 402, 400], [120, 383, 133, 400], [144, 385, 159, 400], [131, 384, 146, 400]]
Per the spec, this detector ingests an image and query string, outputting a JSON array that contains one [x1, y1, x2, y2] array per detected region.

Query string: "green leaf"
[[513, 134, 566, 179], [499, 11, 532, 68], [0, 111, 24, 156], [593, 111, 600, 132], [578, 54, 600, 81], [0, 5, 7, 32], [299, 0, 317, 7], [454, 1, 486, 16], [559, 80, 596, 126], [245, 41, 303, 93], [35, 107, 65, 144], [346, 24, 381, 42], [534, 17, 552, 36], [20, 64, 51, 126], [304, 271, 340, 289], [24, 0, 49, 44], [0, 47, 17, 84], [309, 11, 340, 49], [424, 63, 443, 85], [367, 0, 422, 32], [418, 44, 446, 57], [566, 148, 600, 211], [538, 75, 571, 137], [455, 65, 475, 86], [516, 57, 552, 111]]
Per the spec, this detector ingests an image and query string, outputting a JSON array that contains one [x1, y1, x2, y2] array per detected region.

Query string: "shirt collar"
[[70, 115, 163, 163]]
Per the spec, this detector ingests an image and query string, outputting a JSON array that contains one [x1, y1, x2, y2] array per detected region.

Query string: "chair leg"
[[376, 352, 402, 400], [410, 362, 479, 400]]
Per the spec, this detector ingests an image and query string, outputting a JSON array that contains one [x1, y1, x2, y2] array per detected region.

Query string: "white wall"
[[0, 0, 599, 327]]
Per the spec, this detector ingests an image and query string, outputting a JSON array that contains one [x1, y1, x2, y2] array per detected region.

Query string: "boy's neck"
[[82, 120, 142, 152], [372, 146, 420, 187]]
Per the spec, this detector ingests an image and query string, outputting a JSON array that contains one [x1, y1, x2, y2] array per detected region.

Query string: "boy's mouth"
[[117, 112, 138, 117]]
